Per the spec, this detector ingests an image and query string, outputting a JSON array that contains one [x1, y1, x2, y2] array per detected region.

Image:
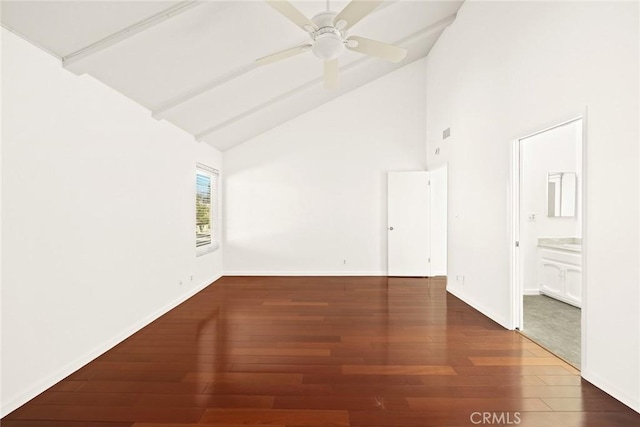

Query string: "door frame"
[[510, 112, 587, 368]]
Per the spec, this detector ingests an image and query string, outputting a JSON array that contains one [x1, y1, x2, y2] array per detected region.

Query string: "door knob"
[[389, 227, 394, 231]]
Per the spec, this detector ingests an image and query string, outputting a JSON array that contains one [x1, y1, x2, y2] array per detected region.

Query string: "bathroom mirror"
[[547, 172, 577, 217]]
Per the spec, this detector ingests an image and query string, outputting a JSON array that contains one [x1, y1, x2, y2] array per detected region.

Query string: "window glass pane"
[[196, 172, 212, 248], [196, 164, 219, 255]]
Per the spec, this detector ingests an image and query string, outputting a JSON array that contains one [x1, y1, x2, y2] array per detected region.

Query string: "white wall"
[[430, 164, 447, 276], [224, 59, 427, 275], [1, 29, 223, 416], [521, 120, 582, 293], [425, 0, 639, 411], [0, 24, 4, 413]]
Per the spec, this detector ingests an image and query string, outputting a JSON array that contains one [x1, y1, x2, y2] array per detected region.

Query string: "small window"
[[196, 164, 219, 256]]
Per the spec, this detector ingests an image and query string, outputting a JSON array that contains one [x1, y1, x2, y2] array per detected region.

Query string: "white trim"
[[579, 109, 589, 375], [196, 162, 218, 174], [224, 271, 387, 277], [510, 137, 521, 331], [515, 115, 585, 144], [0, 273, 222, 417]]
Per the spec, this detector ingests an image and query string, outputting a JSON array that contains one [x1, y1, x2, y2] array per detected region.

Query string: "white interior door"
[[387, 171, 430, 277]]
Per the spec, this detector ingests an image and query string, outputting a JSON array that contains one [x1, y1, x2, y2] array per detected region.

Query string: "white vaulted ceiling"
[[2, 1, 463, 151]]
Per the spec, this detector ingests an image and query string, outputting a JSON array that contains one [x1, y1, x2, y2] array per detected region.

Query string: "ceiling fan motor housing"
[[310, 11, 346, 60]]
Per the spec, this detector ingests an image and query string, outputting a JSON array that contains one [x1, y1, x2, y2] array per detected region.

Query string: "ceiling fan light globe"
[[312, 33, 345, 60]]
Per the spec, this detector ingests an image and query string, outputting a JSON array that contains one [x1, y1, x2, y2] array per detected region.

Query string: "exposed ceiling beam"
[[194, 13, 457, 143], [152, 0, 401, 119], [152, 62, 262, 120], [63, 1, 203, 74]]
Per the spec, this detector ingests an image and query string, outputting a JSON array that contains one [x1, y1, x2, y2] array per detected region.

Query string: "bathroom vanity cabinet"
[[537, 241, 582, 307]]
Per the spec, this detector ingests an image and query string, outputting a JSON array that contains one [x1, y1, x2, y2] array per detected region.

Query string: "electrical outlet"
[[343, 259, 347, 265], [190, 275, 194, 282], [456, 274, 465, 285], [528, 212, 537, 221], [179, 280, 183, 287]]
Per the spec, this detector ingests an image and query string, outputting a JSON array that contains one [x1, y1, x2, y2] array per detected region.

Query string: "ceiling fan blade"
[[333, 0, 384, 30], [266, 1, 318, 33], [324, 59, 339, 89], [346, 36, 407, 63], [256, 44, 312, 66]]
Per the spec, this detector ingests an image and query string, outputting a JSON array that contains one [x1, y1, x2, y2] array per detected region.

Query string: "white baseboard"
[[524, 289, 541, 295], [446, 284, 511, 329], [581, 369, 640, 413], [224, 270, 387, 276], [0, 273, 222, 417]]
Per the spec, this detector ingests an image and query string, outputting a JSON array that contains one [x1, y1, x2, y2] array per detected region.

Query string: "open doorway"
[[512, 117, 584, 368]]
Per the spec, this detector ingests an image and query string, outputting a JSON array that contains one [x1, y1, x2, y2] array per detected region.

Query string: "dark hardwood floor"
[[3, 276, 639, 426]]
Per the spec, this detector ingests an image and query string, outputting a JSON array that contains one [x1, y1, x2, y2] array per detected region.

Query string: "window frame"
[[195, 163, 219, 256]]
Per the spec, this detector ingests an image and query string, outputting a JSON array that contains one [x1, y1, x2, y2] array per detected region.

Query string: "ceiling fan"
[[256, 0, 408, 89]]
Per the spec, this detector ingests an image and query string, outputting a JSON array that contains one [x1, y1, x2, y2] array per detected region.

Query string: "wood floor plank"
[[181, 372, 302, 384], [133, 425, 282, 427], [5, 405, 204, 423], [228, 363, 342, 375], [201, 382, 331, 396], [348, 409, 471, 426], [226, 348, 330, 357], [200, 408, 349, 425], [273, 395, 410, 411], [342, 364, 457, 375], [1, 422, 133, 427], [406, 397, 552, 411], [3, 277, 638, 427], [77, 381, 210, 394], [418, 374, 547, 386], [133, 424, 282, 427], [537, 375, 583, 386], [469, 356, 570, 366], [29, 391, 139, 406], [134, 394, 274, 409], [263, 301, 329, 307], [303, 373, 423, 385]]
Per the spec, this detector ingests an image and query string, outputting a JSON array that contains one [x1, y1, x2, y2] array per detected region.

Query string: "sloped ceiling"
[[2, 1, 463, 151]]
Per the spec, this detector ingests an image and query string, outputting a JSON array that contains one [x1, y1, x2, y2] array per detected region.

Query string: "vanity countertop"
[[537, 237, 582, 252]]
